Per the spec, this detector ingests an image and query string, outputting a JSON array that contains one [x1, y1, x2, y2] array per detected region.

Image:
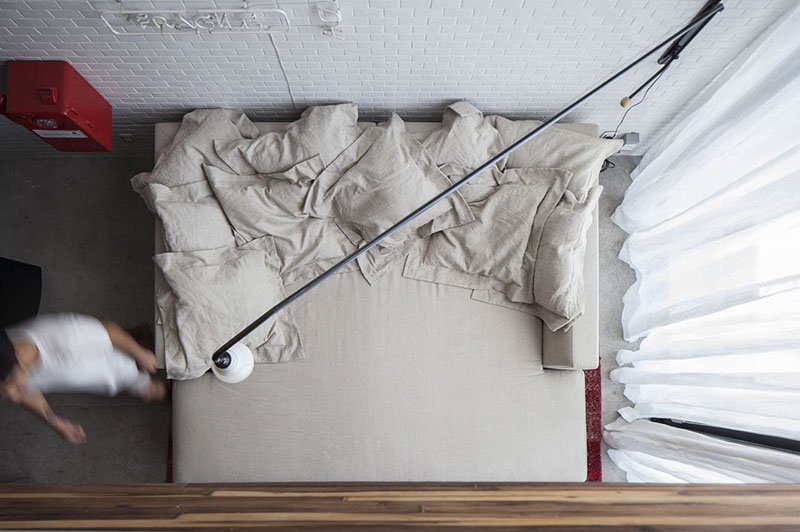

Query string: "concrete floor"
[[0, 155, 169, 483], [0, 153, 637, 483], [599, 156, 641, 482]]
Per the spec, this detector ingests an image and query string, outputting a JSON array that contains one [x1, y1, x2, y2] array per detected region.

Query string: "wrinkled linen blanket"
[[132, 102, 621, 379]]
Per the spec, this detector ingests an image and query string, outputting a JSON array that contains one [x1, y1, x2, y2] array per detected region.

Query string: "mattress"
[[154, 120, 598, 482]]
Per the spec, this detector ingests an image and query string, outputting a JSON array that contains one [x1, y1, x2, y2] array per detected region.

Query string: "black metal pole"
[[658, 0, 724, 65], [212, 2, 724, 366]]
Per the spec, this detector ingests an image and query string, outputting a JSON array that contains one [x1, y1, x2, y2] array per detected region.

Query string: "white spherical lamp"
[[211, 343, 254, 383]]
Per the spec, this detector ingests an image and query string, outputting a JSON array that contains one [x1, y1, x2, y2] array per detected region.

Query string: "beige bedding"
[[139, 103, 604, 379], [403, 168, 571, 305], [203, 157, 359, 285], [302, 114, 475, 284], [490, 115, 622, 201], [154, 242, 303, 380], [173, 260, 587, 482], [153, 116, 602, 482]]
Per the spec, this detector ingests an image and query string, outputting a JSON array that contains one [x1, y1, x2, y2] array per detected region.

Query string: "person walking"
[[0, 313, 166, 444]]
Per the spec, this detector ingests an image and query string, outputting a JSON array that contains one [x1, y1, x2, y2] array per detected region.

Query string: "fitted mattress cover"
[[155, 121, 596, 482]]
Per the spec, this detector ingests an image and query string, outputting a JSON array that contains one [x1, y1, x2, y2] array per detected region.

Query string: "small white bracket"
[[620, 131, 640, 151]]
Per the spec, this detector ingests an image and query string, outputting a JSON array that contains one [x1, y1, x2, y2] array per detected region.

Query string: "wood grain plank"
[[1, 483, 800, 531]]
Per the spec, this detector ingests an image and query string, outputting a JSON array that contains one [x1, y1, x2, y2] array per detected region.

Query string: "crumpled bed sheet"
[[132, 102, 621, 379]]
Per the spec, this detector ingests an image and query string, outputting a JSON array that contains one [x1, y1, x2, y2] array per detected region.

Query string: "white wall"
[[0, 0, 794, 157]]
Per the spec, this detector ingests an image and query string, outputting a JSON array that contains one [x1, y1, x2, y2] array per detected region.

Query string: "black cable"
[[600, 158, 616, 173], [601, 66, 668, 139]]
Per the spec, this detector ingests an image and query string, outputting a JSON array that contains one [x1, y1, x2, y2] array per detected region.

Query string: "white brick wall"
[[0, 0, 794, 157]]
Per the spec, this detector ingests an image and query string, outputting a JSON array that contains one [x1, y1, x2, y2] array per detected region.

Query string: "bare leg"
[[102, 320, 158, 374]]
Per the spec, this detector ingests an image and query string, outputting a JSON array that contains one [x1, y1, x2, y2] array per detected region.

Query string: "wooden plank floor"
[[2, 483, 800, 530]]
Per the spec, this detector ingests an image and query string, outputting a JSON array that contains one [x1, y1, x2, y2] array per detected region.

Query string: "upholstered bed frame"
[[153, 120, 599, 482]]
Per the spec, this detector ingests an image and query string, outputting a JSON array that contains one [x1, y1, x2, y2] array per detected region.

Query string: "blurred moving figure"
[[0, 314, 166, 444]]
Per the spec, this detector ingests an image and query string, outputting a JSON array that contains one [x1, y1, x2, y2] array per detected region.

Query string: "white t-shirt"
[[6, 313, 150, 396]]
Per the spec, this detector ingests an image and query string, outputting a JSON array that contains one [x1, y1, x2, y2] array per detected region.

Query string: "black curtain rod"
[[212, 2, 725, 368]]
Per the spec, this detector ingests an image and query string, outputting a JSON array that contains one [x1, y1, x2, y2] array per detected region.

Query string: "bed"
[[149, 110, 605, 482]]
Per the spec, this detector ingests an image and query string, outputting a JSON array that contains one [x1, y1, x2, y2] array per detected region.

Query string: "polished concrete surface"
[[599, 156, 641, 482]]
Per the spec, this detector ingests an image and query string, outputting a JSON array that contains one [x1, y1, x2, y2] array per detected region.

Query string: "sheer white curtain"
[[605, 4, 800, 482]]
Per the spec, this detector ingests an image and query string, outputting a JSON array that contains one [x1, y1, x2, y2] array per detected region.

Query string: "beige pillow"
[[204, 157, 322, 244], [491, 116, 621, 201], [423, 101, 505, 185], [533, 185, 602, 330], [303, 114, 474, 283], [305, 114, 473, 245], [143, 181, 235, 252], [131, 109, 258, 195], [204, 158, 358, 285], [404, 168, 571, 303], [215, 104, 365, 175], [155, 284, 183, 374], [155, 242, 303, 380]]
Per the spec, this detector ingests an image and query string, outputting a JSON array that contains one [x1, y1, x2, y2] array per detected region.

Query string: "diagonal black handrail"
[[212, 2, 724, 366]]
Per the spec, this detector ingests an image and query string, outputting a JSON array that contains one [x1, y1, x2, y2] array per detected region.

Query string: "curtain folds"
[[606, 419, 800, 483], [605, 4, 800, 482]]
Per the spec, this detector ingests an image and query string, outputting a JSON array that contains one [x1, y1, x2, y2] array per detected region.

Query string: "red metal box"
[[1, 60, 112, 152]]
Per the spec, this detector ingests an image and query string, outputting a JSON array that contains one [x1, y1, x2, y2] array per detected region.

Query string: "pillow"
[[304, 114, 474, 284], [533, 185, 602, 330], [204, 157, 358, 285], [204, 156, 323, 244], [155, 284, 183, 372], [413, 163, 502, 240], [215, 103, 365, 175], [154, 241, 303, 380], [304, 113, 474, 249], [131, 109, 259, 194], [423, 101, 505, 185], [490, 116, 622, 201], [143, 180, 235, 252], [403, 168, 572, 303]]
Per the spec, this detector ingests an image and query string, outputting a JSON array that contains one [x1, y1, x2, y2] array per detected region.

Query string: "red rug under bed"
[[584, 361, 603, 482]]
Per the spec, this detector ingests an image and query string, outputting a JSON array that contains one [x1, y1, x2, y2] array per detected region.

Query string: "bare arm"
[[102, 320, 157, 374], [17, 388, 86, 444]]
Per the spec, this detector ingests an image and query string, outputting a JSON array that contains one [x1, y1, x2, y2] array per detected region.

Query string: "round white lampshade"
[[211, 342, 255, 383]]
